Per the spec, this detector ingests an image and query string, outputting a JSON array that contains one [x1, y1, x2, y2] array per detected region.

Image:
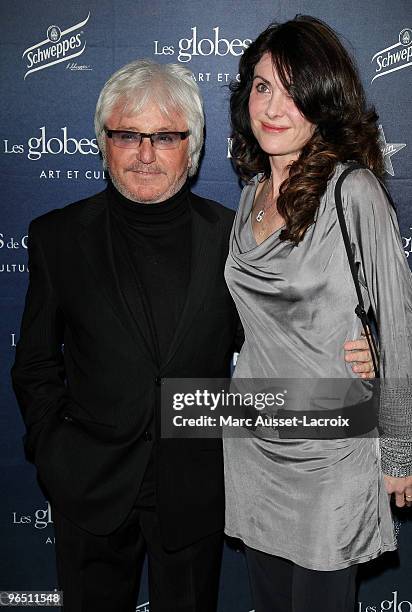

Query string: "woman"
[[223, 16, 412, 612]]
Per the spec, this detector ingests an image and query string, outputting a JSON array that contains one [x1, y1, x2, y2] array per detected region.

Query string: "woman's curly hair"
[[230, 15, 384, 244]]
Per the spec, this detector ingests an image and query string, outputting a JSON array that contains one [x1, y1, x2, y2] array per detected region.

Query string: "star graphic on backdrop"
[[378, 125, 406, 176]]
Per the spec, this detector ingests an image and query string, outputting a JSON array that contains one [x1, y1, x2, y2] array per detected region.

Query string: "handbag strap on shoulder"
[[334, 163, 380, 376]]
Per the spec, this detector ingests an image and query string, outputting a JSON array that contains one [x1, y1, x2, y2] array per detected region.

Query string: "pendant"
[[256, 209, 265, 222]]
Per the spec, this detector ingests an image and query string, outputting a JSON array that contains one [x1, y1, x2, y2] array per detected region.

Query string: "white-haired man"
[[12, 59, 373, 612]]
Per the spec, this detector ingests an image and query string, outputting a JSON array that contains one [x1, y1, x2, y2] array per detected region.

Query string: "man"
[[12, 59, 372, 612]]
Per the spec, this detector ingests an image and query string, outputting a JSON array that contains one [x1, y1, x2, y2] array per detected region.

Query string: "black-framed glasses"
[[104, 127, 190, 150]]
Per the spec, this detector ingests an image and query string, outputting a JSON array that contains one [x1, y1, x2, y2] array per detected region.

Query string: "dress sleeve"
[[343, 168, 412, 477]]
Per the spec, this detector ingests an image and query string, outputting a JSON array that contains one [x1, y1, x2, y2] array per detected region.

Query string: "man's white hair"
[[94, 59, 204, 176]]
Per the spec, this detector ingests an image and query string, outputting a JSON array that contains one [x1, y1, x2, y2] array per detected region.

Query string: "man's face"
[[104, 101, 191, 203]]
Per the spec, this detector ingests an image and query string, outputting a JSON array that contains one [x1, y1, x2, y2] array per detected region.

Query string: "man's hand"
[[344, 335, 374, 379], [384, 475, 412, 508]]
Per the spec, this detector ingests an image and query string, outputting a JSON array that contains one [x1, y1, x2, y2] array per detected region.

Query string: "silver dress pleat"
[[223, 164, 412, 570]]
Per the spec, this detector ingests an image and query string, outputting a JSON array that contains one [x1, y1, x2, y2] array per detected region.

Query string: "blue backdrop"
[[1, 1, 411, 610]]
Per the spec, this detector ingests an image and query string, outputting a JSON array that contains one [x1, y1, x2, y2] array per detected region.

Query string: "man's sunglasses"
[[104, 128, 190, 150]]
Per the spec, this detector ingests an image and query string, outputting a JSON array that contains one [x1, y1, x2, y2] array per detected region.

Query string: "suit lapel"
[[77, 191, 158, 363], [162, 196, 219, 370]]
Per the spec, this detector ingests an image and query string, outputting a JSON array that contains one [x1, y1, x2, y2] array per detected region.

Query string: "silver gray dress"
[[223, 164, 412, 571]]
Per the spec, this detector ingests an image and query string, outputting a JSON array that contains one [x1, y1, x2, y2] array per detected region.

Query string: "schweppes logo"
[[22, 12, 90, 79], [371, 28, 412, 83]]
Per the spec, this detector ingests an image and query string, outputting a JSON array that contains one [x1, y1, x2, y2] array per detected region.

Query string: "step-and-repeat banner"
[[1, 1, 411, 610]]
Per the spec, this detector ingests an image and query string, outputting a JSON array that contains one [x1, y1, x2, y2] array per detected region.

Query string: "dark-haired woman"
[[223, 16, 412, 612]]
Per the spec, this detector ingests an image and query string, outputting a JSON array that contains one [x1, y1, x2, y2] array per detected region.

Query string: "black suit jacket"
[[11, 188, 242, 549]]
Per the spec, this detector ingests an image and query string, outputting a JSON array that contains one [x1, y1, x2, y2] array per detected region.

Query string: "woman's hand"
[[383, 475, 412, 507], [344, 336, 374, 379]]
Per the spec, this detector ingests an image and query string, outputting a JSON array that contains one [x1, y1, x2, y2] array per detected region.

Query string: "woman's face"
[[248, 53, 315, 165]]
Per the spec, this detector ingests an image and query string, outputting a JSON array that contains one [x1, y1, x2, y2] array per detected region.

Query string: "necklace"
[[255, 176, 278, 222]]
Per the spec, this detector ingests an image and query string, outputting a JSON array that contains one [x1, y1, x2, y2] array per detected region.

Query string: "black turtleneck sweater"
[[108, 181, 192, 365], [108, 181, 192, 507]]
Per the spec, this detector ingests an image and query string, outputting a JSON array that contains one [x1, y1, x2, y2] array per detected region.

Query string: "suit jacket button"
[[62, 413, 73, 422], [154, 376, 162, 386], [142, 431, 152, 442]]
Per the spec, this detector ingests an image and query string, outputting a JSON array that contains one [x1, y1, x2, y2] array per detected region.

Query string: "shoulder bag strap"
[[334, 163, 380, 376]]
